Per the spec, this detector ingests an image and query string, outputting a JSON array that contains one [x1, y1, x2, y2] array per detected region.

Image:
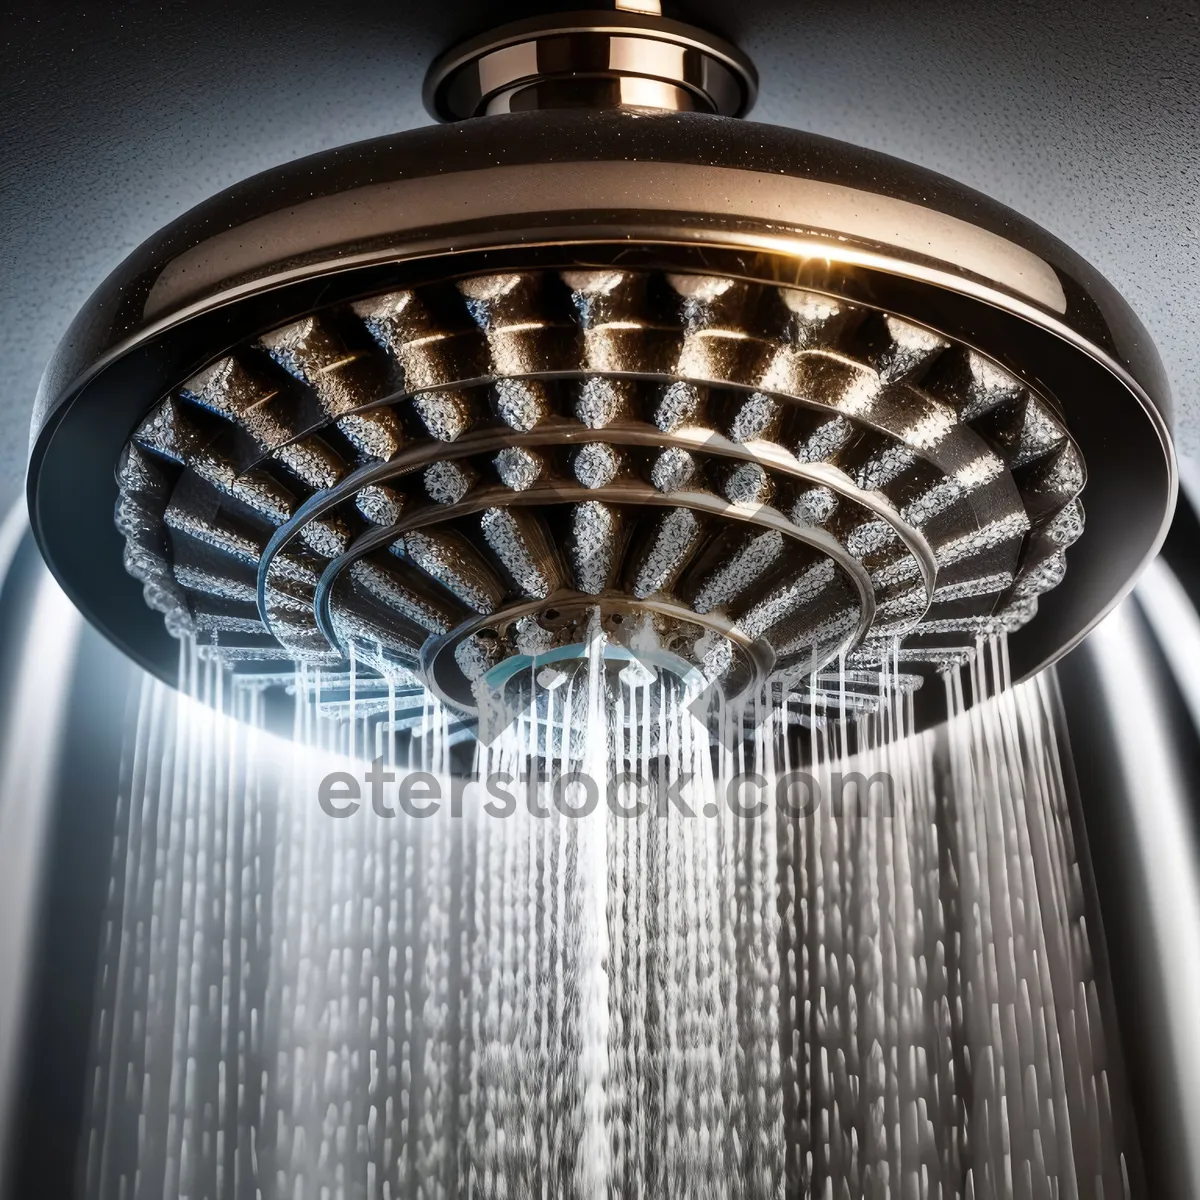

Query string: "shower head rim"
[[31, 113, 1171, 427], [29, 236, 1173, 702], [27, 111, 1175, 712]]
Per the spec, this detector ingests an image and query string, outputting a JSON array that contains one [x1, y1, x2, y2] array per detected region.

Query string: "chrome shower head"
[[27, 9, 1175, 725]]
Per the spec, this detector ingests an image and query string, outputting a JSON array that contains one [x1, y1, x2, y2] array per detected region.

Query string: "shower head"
[[27, 8, 1175, 723]]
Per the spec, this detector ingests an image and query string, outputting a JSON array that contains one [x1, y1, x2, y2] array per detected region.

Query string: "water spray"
[[30, 7, 1174, 1198]]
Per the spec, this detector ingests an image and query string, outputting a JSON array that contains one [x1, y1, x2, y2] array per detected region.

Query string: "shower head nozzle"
[[27, 11, 1175, 727]]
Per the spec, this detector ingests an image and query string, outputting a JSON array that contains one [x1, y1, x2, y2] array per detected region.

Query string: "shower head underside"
[[117, 268, 1085, 712], [27, 12, 1175, 726]]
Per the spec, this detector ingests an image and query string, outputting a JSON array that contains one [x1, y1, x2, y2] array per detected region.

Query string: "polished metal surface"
[[27, 91, 1174, 716], [1056, 571, 1200, 1200], [109, 262, 1092, 713], [423, 9, 758, 120]]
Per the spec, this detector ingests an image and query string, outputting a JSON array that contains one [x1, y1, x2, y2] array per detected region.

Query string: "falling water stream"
[[81, 629, 1137, 1199]]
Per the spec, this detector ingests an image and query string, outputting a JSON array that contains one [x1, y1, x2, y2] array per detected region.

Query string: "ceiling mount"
[[423, 8, 759, 121]]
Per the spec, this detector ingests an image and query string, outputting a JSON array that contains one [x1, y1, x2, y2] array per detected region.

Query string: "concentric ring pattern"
[[115, 268, 1085, 712]]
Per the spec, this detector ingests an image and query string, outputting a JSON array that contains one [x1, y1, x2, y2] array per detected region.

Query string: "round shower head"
[[27, 9, 1175, 725]]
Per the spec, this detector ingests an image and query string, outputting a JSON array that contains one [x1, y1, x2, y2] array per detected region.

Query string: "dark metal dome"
[[26, 12, 1175, 723]]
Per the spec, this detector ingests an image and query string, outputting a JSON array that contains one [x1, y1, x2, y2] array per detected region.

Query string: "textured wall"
[[2, 0, 1197, 513]]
